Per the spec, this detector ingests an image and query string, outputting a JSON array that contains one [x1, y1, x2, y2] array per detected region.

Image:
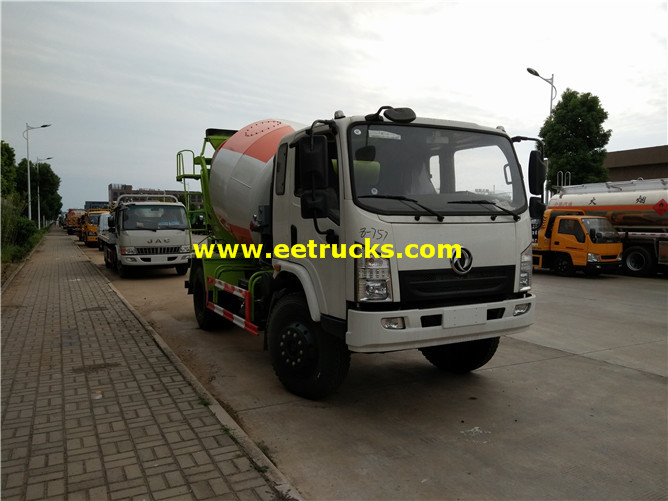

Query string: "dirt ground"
[[73, 236, 668, 501]]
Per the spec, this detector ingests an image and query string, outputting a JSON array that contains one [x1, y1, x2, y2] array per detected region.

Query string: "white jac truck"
[[102, 194, 191, 278], [176, 106, 545, 398], [548, 178, 668, 276]]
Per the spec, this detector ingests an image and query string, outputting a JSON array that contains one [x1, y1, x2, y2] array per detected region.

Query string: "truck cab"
[[81, 209, 109, 247], [102, 194, 191, 277], [532, 209, 622, 275]]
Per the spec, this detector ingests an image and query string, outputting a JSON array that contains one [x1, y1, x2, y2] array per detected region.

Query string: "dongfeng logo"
[[451, 248, 473, 275]]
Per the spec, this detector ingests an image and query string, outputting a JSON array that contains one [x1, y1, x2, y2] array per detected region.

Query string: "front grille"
[[398, 265, 515, 307], [136, 246, 181, 255]]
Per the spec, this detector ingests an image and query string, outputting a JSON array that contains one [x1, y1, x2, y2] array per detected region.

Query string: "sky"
[[2, 0, 666, 212]]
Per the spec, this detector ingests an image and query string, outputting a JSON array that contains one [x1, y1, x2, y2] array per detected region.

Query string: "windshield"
[[582, 218, 620, 242], [88, 214, 100, 225], [121, 205, 188, 230], [348, 123, 526, 217]]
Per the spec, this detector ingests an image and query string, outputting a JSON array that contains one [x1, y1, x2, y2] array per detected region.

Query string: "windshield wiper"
[[359, 194, 444, 222], [448, 200, 520, 221]]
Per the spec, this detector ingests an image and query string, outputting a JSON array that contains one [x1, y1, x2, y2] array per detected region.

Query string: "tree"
[[1, 141, 17, 196], [34, 162, 62, 221], [539, 88, 612, 191], [15, 158, 62, 222]]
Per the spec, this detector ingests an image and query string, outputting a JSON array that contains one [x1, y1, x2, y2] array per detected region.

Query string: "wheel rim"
[[278, 322, 316, 372]]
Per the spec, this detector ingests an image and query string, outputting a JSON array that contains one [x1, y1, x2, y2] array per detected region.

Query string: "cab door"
[[553, 217, 588, 267], [272, 132, 346, 320]]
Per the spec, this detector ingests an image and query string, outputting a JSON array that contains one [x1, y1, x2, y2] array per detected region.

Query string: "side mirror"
[[528, 150, 547, 196], [108, 216, 115, 230], [589, 228, 597, 243], [297, 135, 330, 219], [298, 135, 328, 190]]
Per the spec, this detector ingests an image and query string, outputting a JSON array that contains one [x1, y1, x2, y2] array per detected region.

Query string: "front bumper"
[[346, 294, 535, 353], [585, 261, 622, 273], [119, 253, 190, 267]]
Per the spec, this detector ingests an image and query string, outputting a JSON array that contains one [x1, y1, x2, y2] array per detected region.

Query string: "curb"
[[77, 240, 304, 501]]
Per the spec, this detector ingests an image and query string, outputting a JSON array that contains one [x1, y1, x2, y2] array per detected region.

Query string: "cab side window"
[[558, 219, 585, 243]]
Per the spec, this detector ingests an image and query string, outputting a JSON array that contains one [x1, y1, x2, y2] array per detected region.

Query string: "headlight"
[[587, 253, 600, 263], [121, 247, 136, 255], [519, 244, 532, 292], [179, 244, 191, 253], [356, 256, 392, 301]]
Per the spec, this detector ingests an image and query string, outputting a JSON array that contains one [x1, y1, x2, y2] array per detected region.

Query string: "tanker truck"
[[176, 106, 545, 399], [548, 178, 668, 276]]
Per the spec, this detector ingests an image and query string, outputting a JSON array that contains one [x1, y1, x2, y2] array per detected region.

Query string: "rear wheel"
[[420, 337, 499, 373], [268, 293, 350, 399], [192, 265, 220, 331], [623, 246, 654, 277], [103, 247, 112, 268]]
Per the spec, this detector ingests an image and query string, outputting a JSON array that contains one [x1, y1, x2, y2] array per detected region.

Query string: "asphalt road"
[[81, 240, 667, 501]]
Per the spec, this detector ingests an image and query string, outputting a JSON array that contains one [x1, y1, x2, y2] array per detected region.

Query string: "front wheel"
[[420, 337, 499, 373], [175, 264, 189, 276], [116, 259, 129, 278], [268, 293, 350, 399], [553, 254, 575, 276]]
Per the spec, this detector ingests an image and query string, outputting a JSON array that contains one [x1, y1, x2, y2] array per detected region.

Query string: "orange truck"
[[532, 208, 623, 276], [548, 178, 668, 276], [64, 209, 84, 235], [80, 208, 110, 247]]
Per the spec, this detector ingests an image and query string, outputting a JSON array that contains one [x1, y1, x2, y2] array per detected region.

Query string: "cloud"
[[2, 1, 666, 211]]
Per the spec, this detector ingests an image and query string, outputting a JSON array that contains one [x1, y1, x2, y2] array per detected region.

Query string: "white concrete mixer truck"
[[176, 106, 546, 399], [549, 178, 668, 276]]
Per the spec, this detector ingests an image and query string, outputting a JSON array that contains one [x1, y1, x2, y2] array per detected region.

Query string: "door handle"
[[290, 225, 297, 247]]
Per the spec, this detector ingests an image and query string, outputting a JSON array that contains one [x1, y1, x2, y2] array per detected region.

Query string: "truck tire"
[[116, 259, 129, 278], [175, 264, 189, 276], [268, 293, 350, 399], [420, 337, 499, 373], [553, 254, 575, 276], [192, 265, 228, 331], [623, 246, 654, 277]]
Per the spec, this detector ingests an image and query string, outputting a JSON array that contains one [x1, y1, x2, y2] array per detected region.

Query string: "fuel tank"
[[549, 179, 668, 230]]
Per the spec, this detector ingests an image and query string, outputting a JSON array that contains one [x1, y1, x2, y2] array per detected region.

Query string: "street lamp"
[[36, 156, 53, 229], [23, 123, 52, 222], [527, 67, 557, 115]]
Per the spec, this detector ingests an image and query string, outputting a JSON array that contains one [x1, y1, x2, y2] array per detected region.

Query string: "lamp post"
[[23, 123, 52, 222], [35, 156, 53, 229], [527, 67, 557, 115]]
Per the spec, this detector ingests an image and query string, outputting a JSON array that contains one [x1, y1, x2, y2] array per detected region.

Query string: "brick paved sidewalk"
[[1, 229, 301, 501]]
